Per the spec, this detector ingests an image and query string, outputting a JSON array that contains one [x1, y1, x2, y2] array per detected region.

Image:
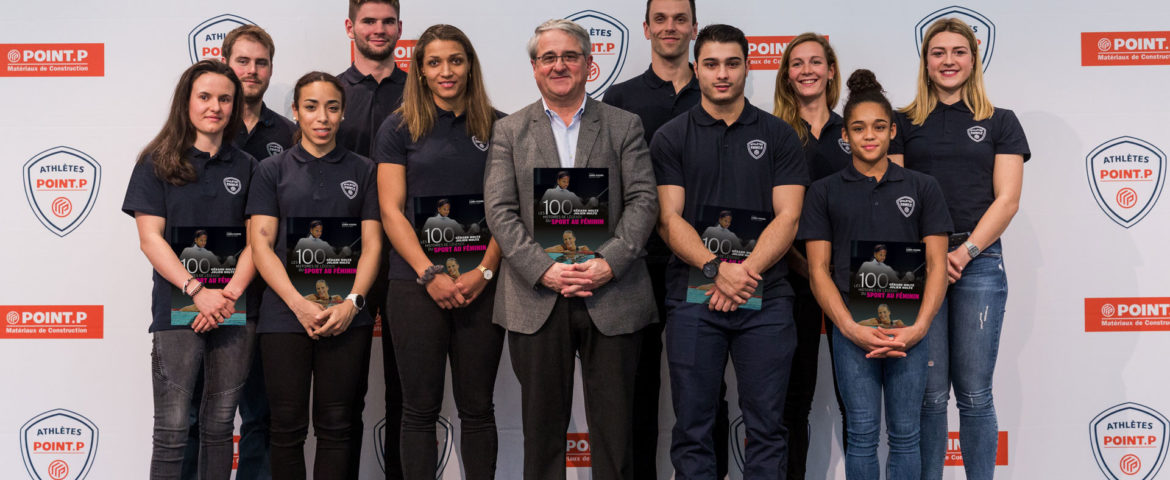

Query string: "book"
[[169, 226, 246, 326], [413, 194, 491, 279], [686, 205, 770, 310], [848, 240, 926, 328], [533, 168, 609, 265], [286, 217, 362, 312]]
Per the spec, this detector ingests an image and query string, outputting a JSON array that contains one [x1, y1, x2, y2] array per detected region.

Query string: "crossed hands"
[[541, 259, 614, 297], [705, 262, 762, 312]]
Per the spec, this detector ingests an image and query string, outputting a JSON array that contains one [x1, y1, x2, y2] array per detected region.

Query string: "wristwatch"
[[702, 257, 723, 279], [477, 265, 494, 280], [345, 293, 366, 312], [963, 241, 981, 259]]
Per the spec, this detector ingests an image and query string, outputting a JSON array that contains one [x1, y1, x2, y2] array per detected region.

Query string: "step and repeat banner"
[[3, 0, 1169, 478]]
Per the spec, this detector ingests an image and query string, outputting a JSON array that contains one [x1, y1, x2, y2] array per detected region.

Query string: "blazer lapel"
[[574, 98, 601, 168], [528, 102, 561, 169]]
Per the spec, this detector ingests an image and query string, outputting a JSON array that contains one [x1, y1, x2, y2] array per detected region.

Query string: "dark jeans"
[[666, 297, 796, 480], [372, 267, 405, 480], [509, 297, 643, 480], [388, 280, 504, 479], [783, 287, 824, 480], [262, 325, 373, 480], [237, 342, 272, 479], [634, 261, 729, 480], [151, 323, 255, 480]]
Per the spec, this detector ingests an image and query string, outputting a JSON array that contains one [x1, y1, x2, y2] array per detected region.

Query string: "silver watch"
[[477, 265, 494, 280], [963, 241, 981, 259]]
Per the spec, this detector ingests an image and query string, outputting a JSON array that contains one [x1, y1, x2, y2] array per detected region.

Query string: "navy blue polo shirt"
[[337, 64, 407, 157], [802, 112, 853, 182], [603, 65, 701, 262], [121, 145, 258, 333], [246, 144, 381, 333], [234, 103, 296, 161], [372, 107, 505, 280], [652, 100, 809, 301], [798, 161, 953, 293], [891, 102, 1030, 233]]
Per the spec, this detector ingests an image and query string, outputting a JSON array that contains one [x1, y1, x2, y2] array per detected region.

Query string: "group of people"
[[123, 0, 1029, 479]]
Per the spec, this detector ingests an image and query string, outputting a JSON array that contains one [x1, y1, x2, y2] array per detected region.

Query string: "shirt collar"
[[542, 95, 587, 123], [801, 110, 845, 138], [341, 63, 406, 86], [841, 160, 906, 183], [290, 143, 347, 164], [936, 99, 972, 114], [692, 98, 758, 127], [639, 64, 698, 91], [187, 145, 234, 164], [258, 103, 278, 128]]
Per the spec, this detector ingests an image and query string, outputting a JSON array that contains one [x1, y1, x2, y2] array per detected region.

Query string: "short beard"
[[355, 40, 394, 62]]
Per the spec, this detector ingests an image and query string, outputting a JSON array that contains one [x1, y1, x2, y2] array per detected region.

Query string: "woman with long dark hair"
[[372, 24, 504, 479], [772, 32, 851, 478], [801, 69, 952, 479], [122, 59, 258, 479], [889, 18, 1030, 480], [247, 71, 382, 479]]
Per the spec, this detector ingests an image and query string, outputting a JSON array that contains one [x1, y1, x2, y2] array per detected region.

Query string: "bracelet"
[[416, 265, 446, 285], [188, 282, 205, 297], [182, 277, 198, 296]]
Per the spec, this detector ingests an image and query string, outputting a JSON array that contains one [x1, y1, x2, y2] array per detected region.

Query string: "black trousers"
[[782, 288, 824, 479], [262, 325, 373, 480], [633, 260, 729, 479], [509, 297, 643, 480], [388, 280, 504, 480]]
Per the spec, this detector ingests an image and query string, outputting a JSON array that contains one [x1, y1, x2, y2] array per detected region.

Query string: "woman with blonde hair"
[[889, 18, 1031, 480]]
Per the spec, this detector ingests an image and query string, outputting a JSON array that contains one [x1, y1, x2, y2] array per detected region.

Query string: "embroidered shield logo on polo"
[[223, 177, 241, 195], [471, 136, 489, 152], [340, 180, 359, 200], [838, 138, 852, 154], [747, 139, 767, 160], [967, 126, 988, 142], [266, 142, 284, 156], [896, 196, 916, 217]]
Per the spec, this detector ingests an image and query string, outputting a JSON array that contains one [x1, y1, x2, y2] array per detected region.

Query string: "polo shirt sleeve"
[[246, 158, 280, 218], [360, 161, 381, 221], [600, 84, 624, 109], [993, 109, 1031, 161], [650, 125, 684, 187], [890, 112, 909, 155], [121, 155, 167, 218], [796, 179, 831, 241], [771, 123, 810, 187], [917, 175, 954, 237], [372, 113, 408, 165]]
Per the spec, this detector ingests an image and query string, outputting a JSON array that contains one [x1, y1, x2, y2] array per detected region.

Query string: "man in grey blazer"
[[484, 18, 659, 480]]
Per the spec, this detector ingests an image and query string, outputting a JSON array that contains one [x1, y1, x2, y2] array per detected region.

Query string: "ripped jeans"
[[920, 240, 1007, 480]]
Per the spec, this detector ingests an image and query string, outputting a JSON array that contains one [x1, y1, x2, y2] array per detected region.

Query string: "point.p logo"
[[1086, 136, 1166, 228], [20, 409, 99, 480], [188, 14, 255, 64], [565, 10, 628, 98], [915, 6, 996, 72], [1091, 402, 1168, 480], [23, 146, 101, 237]]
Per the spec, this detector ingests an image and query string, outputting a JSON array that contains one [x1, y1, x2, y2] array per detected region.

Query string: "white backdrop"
[[3, 1, 1170, 479]]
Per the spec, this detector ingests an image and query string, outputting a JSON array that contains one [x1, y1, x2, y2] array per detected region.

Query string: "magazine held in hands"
[[533, 168, 609, 265], [848, 240, 926, 328]]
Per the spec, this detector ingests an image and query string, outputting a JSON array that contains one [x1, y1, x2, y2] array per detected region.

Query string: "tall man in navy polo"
[[652, 24, 808, 478], [221, 24, 295, 480], [340, 2, 407, 478], [601, 1, 727, 477]]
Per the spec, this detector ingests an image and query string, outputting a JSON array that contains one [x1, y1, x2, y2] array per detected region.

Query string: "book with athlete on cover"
[[686, 205, 769, 310], [285, 217, 362, 311], [413, 194, 491, 279], [533, 167, 609, 265], [170, 226, 246, 325], [849, 240, 926, 328]]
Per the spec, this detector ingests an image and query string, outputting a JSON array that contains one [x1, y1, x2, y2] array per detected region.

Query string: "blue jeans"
[[920, 241, 1007, 480], [830, 322, 927, 480], [151, 323, 255, 479], [666, 297, 796, 479]]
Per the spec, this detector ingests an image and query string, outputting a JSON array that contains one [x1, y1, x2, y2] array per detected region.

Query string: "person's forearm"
[[912, 235, 950, 328], [384, 208, 434, 277], [250, 218, 302, 306], [478, 238, 502, 272], [743, 212, 798, 274], [350, 220, 383, 297], [659, 211, 715, 268]]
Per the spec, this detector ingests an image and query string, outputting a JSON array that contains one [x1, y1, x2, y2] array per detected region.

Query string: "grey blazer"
[[484, 97, 659, 336]]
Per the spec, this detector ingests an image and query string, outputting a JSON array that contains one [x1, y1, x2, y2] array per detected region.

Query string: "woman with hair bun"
[[798, 69, 953, 479], [890, 18, 1030, 480]]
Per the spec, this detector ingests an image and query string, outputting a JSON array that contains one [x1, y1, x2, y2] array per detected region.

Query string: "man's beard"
[[355, 39, 394, 62]]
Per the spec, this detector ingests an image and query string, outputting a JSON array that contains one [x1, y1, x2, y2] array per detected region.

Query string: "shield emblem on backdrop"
[[1085, 136, 1166, 228], [1090, 402, 1169, 480], [188, 14, 255, 64], [915, 6, 996, 72], [374, 417, 453, 478], [23, 146, 101, 237], [730, 415, 747, 473], [20, 409, 100, 480], [566, 10, 629, 98]]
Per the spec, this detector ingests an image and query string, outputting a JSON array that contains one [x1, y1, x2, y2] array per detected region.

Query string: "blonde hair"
[[772, 33, 840, 145], [899, 18, 994, 125]]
